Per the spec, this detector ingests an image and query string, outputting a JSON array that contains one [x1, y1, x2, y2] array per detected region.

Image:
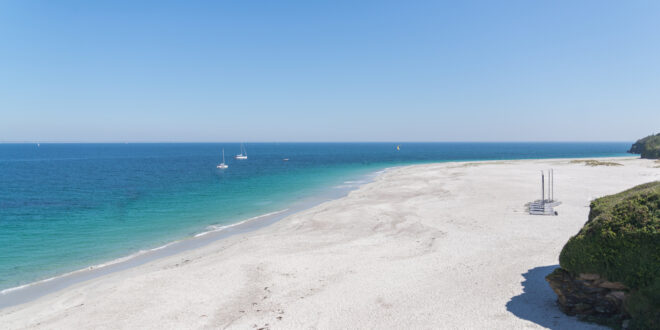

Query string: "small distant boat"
[[217, 149, 228, 169], [283, 158, 289, 161], [235, 143, 248, 160]]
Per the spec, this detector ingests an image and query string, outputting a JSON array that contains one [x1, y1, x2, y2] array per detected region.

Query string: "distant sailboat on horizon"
[[217, 149, 228, 169], [235, 143, 248, 160]]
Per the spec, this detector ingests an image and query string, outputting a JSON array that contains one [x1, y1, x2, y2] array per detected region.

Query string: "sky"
[[1, 1, 658, 142]]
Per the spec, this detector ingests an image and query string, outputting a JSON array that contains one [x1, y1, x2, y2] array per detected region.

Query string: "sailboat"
[[217, 149, 228, 169], [235, 143, 248, 160]]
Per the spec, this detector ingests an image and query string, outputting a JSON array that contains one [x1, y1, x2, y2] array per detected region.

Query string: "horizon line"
[[0, 140, 634, 144]]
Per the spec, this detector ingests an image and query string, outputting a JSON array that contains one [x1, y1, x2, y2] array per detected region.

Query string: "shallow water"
[[0, 142, 630, 290]]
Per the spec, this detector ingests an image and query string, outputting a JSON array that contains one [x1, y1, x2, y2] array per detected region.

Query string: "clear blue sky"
[[1, 1, 658, 142]]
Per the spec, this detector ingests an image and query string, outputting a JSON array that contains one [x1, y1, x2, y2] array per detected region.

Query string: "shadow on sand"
[[506, 265, 605, 330]]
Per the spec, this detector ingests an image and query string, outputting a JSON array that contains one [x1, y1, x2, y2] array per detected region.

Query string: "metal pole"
[[551, 169, 554, 201], [548, 170, 550, 201], [541, 171, 545, 203], [548, 169, 551, 202]]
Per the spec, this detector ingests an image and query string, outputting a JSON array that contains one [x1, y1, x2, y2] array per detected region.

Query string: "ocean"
[[0, 142, 630, 292]]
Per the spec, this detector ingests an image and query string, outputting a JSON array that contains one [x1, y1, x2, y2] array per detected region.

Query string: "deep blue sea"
[[0, 142, 630, 291]]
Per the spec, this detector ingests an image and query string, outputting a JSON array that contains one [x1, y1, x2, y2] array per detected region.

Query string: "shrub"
[[558, 181, 660, 328]]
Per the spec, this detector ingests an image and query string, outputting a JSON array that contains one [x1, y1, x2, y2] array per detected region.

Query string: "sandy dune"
[[1, 157, 658, 329]]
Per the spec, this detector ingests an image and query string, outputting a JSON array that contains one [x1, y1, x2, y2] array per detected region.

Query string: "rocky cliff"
[[547, 181, 660, 329]]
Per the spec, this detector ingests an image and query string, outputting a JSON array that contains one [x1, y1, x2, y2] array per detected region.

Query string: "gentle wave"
[[1, 208, 289, 296], [194, 209, 289, 238]]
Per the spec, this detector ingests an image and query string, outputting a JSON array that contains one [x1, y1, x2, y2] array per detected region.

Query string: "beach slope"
[[1, 157, 658, 329]]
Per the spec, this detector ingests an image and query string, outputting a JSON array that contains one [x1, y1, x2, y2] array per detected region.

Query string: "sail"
[[235, 143, 248, 159]]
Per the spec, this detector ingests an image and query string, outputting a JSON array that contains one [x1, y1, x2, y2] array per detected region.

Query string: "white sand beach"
[[1, 157, 658, 329]]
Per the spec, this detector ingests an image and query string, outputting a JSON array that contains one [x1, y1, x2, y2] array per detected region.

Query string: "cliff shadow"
[[506, 265, 605, 329]]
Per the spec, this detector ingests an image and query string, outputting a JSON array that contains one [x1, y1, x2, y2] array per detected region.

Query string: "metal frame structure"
[[529, 169, 560, 215]]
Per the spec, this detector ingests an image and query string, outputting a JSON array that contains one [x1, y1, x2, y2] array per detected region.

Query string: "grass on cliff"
[[560, 181, 660, 287], [629, 133, 660, 159], [559, 181, 660, 329]]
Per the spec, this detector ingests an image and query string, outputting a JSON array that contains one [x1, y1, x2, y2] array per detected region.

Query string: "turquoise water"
[[0, 142, 630, 290]]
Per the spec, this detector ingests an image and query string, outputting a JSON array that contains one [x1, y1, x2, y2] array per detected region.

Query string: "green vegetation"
[[570, 160, 623, 167], [629, 133, 660, 159], [625, 278, 660, 329], [559, 181, 660, 329]]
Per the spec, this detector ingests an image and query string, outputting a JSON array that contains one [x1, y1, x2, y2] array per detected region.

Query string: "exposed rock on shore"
[[546, 269, 627, 323]]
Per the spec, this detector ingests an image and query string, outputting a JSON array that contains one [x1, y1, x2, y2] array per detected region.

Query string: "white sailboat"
[[217, 149, 228, 169], [235, 143, 248, 160]]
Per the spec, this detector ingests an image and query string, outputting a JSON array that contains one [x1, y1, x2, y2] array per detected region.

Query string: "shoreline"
[[0, 156, 650, 326], [0, 156, 635, 310], [0, 167, 389, 310]]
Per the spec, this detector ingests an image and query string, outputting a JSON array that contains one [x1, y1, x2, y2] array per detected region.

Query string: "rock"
[[594, 305, 607, 313], [599, 281, 628, 290], [607, 291, 626, 300], [579, 273, 601, 281], [581, 285, 607, 294], [546, 268, 627, 319], [622, 319, 630, 329], [574, 303, 593, 313]]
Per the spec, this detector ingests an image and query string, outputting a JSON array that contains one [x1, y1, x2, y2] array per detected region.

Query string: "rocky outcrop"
[[629, 133, 660, 159], [546, 268, 627, 318]]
